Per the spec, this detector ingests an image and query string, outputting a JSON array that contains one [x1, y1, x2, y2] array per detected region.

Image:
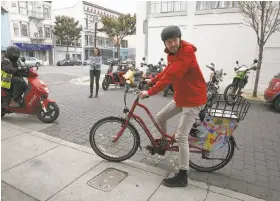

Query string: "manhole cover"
[[87, 168, 128, 192]]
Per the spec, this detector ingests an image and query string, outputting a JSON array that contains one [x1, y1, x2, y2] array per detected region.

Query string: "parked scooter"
[[102, 58, 127, 90], [224, 59, 258, 98], [1, 57, 59, 123], [143, 57, 164, 79], [123, 64, 144, 88], [206, 63, 226, 98]]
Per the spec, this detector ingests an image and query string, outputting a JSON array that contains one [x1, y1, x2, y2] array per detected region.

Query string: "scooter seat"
[[134, 71, 143, 76]]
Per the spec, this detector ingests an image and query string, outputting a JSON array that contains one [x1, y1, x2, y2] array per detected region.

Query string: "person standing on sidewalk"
[[138, 25, 207, 187], [88, 47, 102, 98]]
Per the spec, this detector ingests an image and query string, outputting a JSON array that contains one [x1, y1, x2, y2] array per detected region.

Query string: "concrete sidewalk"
[[1, 122, 265, 201]]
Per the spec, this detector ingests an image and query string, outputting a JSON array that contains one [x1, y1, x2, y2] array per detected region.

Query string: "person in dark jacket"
[[1, 45, 27, 107], [88, 47, 102, 98], [139, 26, 207, 187]]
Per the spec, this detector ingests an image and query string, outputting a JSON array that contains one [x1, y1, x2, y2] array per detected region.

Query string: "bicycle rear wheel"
[[189, 137, 235, 172], [89, 116, 140, 162]]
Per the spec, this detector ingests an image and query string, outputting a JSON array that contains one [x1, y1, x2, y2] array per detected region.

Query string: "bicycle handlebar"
[[124, 80, 150, 107]]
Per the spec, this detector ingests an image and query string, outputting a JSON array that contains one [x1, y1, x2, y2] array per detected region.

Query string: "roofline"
[[82, 1, 123, 15], [1, 6, 8, 13]]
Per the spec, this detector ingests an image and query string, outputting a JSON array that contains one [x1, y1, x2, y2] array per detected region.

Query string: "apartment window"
[[19, 1, 27, 15], [149, 1, 187, 14], [38, 27, 43, 38], [43, 6, 50, 18], [121, 40, 128, 48], [13, 23, 19, 36], [84, 17, 88, 29], [11, 1, 17, 7], [45, 27, 51, 38], [21, 23, 28, 36], [196, 1, 238, 10]]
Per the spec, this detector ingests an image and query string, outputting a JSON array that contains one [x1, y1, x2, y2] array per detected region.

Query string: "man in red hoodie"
[[139, 25, 207, 187]]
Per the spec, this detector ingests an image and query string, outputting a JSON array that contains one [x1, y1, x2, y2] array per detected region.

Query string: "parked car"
[[18, 57, 43, 67], [57, 58, 82, 66], [104, 58, 114, 65], [83, 59, 90, 66], [264, 72, 280, 112]]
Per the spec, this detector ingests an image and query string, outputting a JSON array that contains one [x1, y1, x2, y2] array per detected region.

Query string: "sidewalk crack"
[[203, 186, 210, 201]]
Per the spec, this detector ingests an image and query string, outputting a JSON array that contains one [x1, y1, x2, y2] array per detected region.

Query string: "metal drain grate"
[[87, 168, 128, 192]]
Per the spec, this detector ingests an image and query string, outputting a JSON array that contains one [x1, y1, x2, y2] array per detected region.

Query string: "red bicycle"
[[89, 82, 250, 172]]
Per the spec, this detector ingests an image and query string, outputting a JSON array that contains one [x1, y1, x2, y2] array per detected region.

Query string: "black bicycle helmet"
[[6, 45, 20, 60], [161, 25, 181, 41]]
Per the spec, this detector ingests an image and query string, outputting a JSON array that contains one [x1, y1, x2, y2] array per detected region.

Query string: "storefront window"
[[37, 51, 46, 61]]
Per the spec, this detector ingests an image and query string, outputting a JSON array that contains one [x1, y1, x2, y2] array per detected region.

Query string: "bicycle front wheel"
[[89, 116, 140, 162], [189, 137, 235, 172]]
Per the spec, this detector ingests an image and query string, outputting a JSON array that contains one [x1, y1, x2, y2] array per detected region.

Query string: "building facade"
[[52, 1, 133, 63], [137, 1, 280, 93], [1, 6, 11, 58], [2, 1, 54, 65]]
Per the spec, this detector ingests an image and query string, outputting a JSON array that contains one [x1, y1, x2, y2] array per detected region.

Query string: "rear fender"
[[42, 98, 55, 107]]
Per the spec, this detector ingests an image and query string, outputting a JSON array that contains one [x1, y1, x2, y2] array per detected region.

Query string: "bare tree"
[[238, 1, 280, 97]]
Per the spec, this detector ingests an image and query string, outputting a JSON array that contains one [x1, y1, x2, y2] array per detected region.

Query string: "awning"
[[14, 43, 53, 51]]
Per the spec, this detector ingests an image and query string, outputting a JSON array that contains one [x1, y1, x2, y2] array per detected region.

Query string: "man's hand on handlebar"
[[138, 90, 149, 99], [145, 79, 153, 86], [18, 66, 28, 72]]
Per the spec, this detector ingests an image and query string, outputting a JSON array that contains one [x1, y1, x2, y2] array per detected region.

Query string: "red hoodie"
[[148, 40, 207, 107]]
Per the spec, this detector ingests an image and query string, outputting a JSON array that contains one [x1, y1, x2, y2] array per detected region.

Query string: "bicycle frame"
[[113, 92, 210, 153]]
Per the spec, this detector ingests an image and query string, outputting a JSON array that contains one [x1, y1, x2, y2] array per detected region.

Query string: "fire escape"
[[28, 2, 45, 43]]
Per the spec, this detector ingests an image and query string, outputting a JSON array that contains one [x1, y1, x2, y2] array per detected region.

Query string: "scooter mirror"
[[160, 58, 164, 61], [37, 66, 39, 70], [210, 63, 215, 67], [224, 73, 227, 75], [158, 61, 161, 65], [236, 60, 239, 65], [142, 57, 145, 61], [21, 57, 26, 62], [253, 59, 258, 64]]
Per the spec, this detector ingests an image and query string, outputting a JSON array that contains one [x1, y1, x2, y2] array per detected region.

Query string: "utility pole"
[[93, 15, 100, 48], [94, 21, 97, 47]]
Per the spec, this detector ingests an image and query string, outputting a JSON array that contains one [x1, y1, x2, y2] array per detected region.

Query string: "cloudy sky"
[[51, 0, 136, 14]]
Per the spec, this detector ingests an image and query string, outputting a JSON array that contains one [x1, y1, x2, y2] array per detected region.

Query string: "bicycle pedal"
[[145, 145, 155, 155], [155, 148, 166, 156]]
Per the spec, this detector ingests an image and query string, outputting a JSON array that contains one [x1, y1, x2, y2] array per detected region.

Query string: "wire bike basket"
[[203, 94, 251, 121]]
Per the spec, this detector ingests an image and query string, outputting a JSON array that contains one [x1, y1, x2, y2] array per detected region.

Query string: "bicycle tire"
[[189, 137, 235, 172], [89, 116, 140, 162]]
